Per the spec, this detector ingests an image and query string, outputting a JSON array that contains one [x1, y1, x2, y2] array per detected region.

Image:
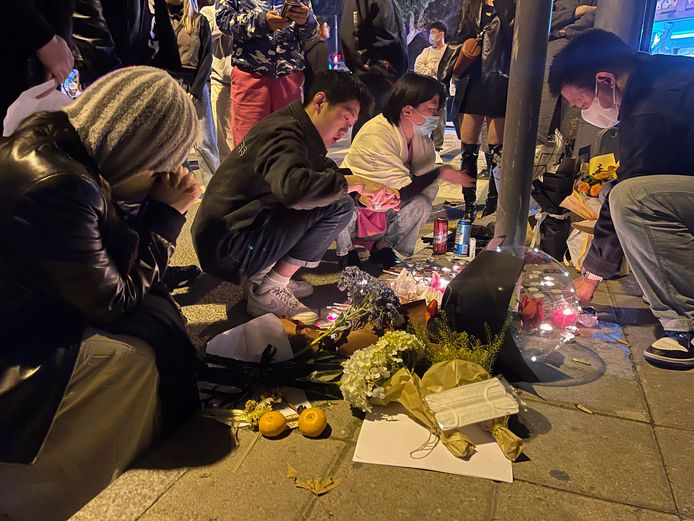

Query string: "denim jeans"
[[336, 190, 434, 258], [194, 84, 220, 187], [201, 197, 355, 284], [610, 175, 694, 332]]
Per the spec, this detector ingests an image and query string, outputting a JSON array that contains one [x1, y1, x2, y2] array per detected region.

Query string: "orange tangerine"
[[258, 411, 287, 438], [298, 407, 328, 438]]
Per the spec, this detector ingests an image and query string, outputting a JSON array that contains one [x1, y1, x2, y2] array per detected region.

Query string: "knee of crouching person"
[[608, 178, 641, 215], [335, 195, 356, 221]]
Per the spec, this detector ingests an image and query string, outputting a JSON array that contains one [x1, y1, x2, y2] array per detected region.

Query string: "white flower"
[[339, 331, 425, 412]]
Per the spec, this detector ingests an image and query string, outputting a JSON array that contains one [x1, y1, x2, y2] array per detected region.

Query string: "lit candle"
[[551, 307, 578, 329]]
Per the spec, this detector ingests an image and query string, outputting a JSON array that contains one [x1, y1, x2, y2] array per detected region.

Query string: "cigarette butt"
[[616, 338, 630, 346], [576, 403, 593, 414], [572, 358, 592, 366], [383, 270, 400, 276]]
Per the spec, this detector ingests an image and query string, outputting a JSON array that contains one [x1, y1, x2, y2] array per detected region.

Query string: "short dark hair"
[[382, 73, 446, 125], [303, 71, 373, 112], [548, 29, 638, 97], [428, 20, 448, 35]]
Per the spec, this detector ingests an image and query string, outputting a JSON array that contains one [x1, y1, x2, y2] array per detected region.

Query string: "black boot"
[[460, 143, 479, 222], [482, 144, 501, 217], [164, 265, 202, 291]]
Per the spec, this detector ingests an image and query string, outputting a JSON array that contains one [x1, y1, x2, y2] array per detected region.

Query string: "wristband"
[[580, 268, 603, 282]]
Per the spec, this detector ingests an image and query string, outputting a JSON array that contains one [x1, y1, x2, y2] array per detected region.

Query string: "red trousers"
[[230, 67, 304, 144]]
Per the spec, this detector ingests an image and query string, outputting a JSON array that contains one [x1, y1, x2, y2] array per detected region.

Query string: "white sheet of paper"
[[205, 313, 293, 362], [353, 403, 513, 483], [277, 387, 312, 417]]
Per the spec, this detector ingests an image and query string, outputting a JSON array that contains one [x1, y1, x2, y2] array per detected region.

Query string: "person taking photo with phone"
[[216, 0, 318, 145]]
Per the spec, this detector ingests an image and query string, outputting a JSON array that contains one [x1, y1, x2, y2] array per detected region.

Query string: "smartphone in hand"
[[280, 0, 302, 19]]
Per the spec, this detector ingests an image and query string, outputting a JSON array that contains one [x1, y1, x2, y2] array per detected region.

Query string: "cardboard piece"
[[353, 403, 512, 482]]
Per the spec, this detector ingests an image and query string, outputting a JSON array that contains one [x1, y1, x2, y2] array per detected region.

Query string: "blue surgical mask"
[[410, 108, 440, 137]]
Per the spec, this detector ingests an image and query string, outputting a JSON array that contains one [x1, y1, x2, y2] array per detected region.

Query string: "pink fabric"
[[356, 208, 388, 238], [230, 67, 304, 144]]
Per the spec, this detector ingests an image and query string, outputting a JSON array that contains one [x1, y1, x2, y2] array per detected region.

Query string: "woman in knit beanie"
[[0, 66, 202, 520], [64, 65, 199, 192]]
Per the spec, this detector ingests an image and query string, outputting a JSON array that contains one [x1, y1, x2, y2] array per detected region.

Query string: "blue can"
[[453, 219, 472, 256]]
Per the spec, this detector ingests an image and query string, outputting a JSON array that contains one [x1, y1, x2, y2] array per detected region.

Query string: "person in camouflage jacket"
[[217, 0, 317, 143]]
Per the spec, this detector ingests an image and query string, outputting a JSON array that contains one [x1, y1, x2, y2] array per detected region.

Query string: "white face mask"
[[581, 80, 620, 128], [410, 107, 439, 137], [429, 34, 440, 46]]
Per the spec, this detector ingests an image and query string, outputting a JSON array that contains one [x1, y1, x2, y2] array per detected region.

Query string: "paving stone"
[[656, 427, 694, 517], [605, 275, 644, 297], [74, 415, 235, 520], [517, 320, 649, 421], [494, 481, 679, 521], [309, 399, 362, 442], [611, 293, 659, 327], [72, 467, 187, 521], [513, 401, 675, 512], [303, 445, 495, 521], [624, 324, 694, 431], [139, 428, 348, 521]]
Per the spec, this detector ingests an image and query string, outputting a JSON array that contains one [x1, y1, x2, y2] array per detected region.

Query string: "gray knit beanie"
[[64, 66, 198, 184]]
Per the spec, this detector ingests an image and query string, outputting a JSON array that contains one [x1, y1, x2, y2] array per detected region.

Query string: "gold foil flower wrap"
[[371, 360, 523, 461]]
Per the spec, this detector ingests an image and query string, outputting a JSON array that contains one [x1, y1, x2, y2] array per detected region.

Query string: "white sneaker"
[[287, 278, 314, 298], [244, 278, 314, 299], [246, 284, 318, 324]]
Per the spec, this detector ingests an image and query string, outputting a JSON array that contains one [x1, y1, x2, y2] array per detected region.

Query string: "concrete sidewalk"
[[74, 131, 694, 521]]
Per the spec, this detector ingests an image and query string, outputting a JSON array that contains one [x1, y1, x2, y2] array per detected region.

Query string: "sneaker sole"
[[643, 351, 694, 369], [289, 285, 314, 299]]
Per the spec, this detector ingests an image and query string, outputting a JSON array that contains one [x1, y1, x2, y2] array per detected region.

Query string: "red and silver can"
[[432, 218, 449, 255]]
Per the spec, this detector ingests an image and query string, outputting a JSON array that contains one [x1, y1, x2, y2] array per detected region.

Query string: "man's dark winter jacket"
[[71, 0, 182, 85], [192, 102, 350, 284], [340, 0, 408, 83], [583, 53, 694, 278], [550, 0, 597, 41]]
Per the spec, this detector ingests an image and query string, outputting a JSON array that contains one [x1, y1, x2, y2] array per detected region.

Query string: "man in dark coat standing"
[[340, 0, 408, 139]]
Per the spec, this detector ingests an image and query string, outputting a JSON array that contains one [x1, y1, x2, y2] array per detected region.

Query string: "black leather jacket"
[[72, 0, 181, 85], [0, 111, 185, 463]]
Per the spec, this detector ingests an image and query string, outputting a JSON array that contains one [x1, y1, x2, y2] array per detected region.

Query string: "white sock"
[[257, 269, 291, 293]]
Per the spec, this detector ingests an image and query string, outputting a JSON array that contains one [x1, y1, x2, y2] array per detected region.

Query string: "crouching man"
[[193, 71, 394, 324], [549, 29, 694, 369]]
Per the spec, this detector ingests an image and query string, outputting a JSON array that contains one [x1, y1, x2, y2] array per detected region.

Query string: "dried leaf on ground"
[[287, 464, 299, 479], [287, 464, 342, 496], [295, 477, 342, 496]]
